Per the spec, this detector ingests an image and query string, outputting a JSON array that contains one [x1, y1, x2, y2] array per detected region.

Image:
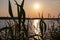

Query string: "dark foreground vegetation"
[[0, 0, 60, 40]]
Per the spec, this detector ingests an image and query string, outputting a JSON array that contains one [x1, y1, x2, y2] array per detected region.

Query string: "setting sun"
[[34, 3, 40, 10]]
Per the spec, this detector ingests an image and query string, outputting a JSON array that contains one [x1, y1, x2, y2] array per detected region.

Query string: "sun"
[[34, 3, 40, 10]]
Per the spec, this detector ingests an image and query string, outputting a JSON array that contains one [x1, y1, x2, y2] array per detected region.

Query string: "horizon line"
[[0, 17, 60, 20]]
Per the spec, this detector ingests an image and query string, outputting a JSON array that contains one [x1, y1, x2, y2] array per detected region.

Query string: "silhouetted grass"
[[0, 0, 60, 40]]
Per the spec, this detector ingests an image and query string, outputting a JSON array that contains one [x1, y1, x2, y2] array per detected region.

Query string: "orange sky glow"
[[0, 0, 60, 18]]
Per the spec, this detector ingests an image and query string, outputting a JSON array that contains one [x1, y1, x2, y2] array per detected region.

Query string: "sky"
[[0, 0, 60, 18]]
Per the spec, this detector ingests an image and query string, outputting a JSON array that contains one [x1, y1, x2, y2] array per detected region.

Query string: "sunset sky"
[[0, 0, 60, 18]]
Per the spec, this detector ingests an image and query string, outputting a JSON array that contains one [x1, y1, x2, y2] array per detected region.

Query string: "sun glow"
[[34, 3, 40, 10]]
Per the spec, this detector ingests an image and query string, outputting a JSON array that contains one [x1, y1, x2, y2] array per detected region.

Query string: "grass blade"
[[9, 0, 13, 17]]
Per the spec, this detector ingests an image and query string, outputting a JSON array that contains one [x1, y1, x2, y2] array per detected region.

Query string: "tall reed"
[[39, 13, 46, 40]]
